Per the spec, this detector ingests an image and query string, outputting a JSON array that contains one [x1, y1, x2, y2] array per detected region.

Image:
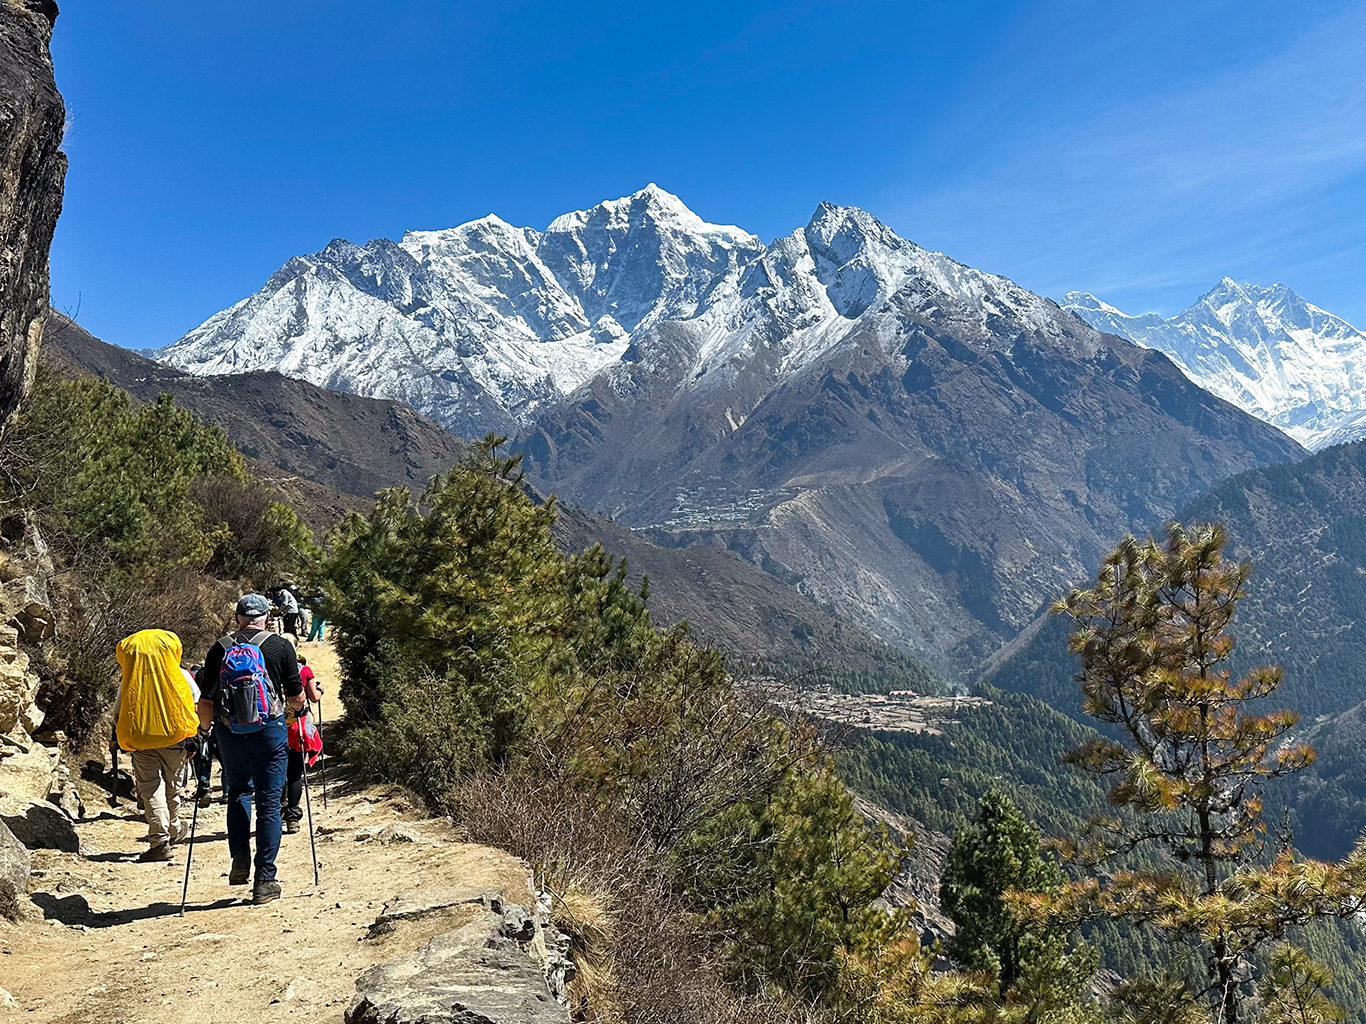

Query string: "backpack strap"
[[216, 634, 236, 652], [247, 630, 287, 704]]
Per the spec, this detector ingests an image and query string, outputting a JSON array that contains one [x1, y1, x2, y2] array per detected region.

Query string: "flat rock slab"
[[347, 930, 564, 1024], [367, 889, 506, 938]]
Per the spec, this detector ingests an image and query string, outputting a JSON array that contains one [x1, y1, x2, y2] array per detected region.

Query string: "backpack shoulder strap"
[[216, 634, 236, 652], [250, 630, 272, 647]]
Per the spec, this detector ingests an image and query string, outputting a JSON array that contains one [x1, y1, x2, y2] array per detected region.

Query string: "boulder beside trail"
[[0, 817, 29, 893], [347, 931, 564, 1024], [0, 797, 79, 853], [348, 889, 567, 1024]]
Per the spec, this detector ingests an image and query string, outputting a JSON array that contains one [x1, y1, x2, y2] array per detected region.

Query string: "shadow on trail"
[[82, 832, 230, 862], [31, 890, 243, 927], [80, 758, 135, 803]]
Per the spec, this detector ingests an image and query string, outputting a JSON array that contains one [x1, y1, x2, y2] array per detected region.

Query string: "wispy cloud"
[[884, 4, 1366, 320]]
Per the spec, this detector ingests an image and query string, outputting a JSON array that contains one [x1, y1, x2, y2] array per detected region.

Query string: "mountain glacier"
[[160, 185, 1067, 437], [1063, 281, 1366, 449]]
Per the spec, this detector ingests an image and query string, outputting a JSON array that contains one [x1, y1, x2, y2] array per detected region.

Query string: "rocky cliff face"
[[0, 0, 66, 436], [0, 0, 68, 880]]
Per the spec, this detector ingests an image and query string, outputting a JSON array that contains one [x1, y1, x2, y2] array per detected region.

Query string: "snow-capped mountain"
[[159, 185, 1063, 437], [160, 185, 1303, 675], [1063, 281, 1366, 448]]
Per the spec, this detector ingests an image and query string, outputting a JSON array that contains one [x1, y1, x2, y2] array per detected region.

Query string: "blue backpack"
[[215, 631, 283, 734]]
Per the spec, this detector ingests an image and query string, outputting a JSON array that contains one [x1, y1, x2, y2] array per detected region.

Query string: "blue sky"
[[51, 0, 1365, 349]]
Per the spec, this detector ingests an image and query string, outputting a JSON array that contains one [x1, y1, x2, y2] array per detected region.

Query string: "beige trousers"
[[131, 745, 185, 847]]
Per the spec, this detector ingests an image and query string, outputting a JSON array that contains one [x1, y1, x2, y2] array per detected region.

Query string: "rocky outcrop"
[[0, 0, 66, 436], [857, 797, 955, 946], [0, 518, 79, 862], [0, 815, 27, 892], [348, 889, 569, 1024]]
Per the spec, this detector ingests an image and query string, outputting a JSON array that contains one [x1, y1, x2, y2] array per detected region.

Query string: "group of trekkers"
[[111, 592, 326, 907], [267, 582, 326, 643]]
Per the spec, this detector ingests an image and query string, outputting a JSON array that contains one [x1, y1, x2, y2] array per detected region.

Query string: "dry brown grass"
[[448, 768, 822, 1024]]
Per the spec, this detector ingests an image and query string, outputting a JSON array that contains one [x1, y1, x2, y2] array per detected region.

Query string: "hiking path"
[[1, 640, 534, 1023]]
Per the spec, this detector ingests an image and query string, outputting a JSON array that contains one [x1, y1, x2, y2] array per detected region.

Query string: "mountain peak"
[[1062, 291, 1129, 317], [1070, 279, 1366, 444], [545, 184, 757, 246]]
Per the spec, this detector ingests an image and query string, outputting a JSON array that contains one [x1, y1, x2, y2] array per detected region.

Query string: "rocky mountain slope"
[[44, 314, 467, 520], [1064, 282, 1366, 448], [52, 315, 942, 692], [983, 440, 1366, 858], [155, 188, 1306, 674], [158, 185, 760, 438], [519, 217, 1304, 672]]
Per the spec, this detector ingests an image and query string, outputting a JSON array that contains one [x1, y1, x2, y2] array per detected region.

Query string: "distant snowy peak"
[[1064, 282, 1366, 448], [159, 184, 1080, 437]]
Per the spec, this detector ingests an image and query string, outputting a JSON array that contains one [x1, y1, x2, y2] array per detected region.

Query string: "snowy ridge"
[[1064, 281, 1366, 449], [160, 184, 1071, 436]]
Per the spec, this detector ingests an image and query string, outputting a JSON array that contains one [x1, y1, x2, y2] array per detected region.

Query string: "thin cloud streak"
[[884, 4, 1366, 321]]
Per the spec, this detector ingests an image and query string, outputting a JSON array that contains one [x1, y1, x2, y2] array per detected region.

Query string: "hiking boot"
[[284, 819, 300, 835], [138, 842, 172, 863], [195, 786, 212, 808], [229, 856, 251, 886], [252, 880, 282, 905]]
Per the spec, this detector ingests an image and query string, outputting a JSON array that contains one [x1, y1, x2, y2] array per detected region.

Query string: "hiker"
[[276, 584, 300, 640], [282, 654, 324, 834], [304, 591, 326, 642], [196, 593, 305, 905], [113, 629, 200, 863]]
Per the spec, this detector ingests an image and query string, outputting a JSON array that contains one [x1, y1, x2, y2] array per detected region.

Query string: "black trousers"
[[283, 612, 300, 638], [283, 745, 304, 822]]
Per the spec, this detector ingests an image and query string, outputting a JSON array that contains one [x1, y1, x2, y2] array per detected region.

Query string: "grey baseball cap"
[[235, 593, 271, 617]]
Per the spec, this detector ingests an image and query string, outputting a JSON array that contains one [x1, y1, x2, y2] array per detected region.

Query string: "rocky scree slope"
[[1065, 282, 1366, 449], [160, 188, 1305, 676]]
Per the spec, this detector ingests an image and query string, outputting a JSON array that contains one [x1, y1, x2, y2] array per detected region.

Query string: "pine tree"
[[940, 789, 1095, 1011], [1019, 523, 1366, 1024], [324, 434, 564, 763]]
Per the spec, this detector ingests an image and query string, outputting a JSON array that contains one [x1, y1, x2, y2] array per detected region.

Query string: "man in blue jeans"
[[196, 594, 304, 905]]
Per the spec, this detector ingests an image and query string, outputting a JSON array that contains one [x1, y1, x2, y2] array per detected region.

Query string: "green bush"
[[1, 366, 316, 743]]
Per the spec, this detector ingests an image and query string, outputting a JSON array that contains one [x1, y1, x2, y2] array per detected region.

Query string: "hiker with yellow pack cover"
[[114, 629, 199, 863]]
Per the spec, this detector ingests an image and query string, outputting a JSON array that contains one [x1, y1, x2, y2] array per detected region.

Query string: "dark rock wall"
[[0, 0, 65, 436]]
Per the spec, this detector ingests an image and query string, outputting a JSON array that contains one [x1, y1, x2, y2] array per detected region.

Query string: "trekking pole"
[[314, 699, 328, 810], [178, 778, 202, 917], [109, 746, 121, 808], [300, 750, 320, 888]]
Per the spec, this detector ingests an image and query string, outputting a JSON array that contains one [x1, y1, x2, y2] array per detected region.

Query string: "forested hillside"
[[983, 440, 1366, 860]]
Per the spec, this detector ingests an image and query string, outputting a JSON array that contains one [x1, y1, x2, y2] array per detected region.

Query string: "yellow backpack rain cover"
[[115, 629, 198, 751]]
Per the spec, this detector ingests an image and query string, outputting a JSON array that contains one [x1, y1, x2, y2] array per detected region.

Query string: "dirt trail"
[[1, 640, 532, 1023]]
